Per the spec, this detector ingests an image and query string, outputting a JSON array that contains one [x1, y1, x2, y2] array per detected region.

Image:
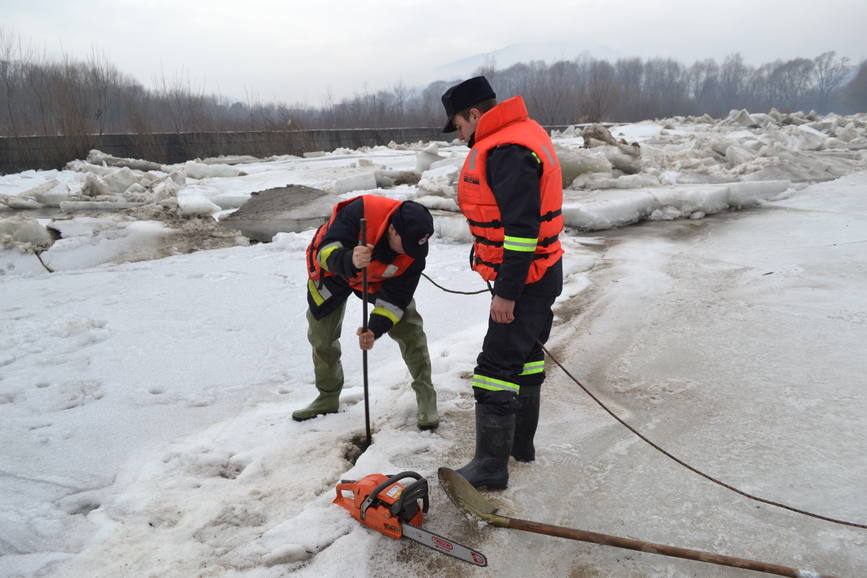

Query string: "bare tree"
[[812, 51, 851, 112], [843, 59, 867, 112], [526, 60, 579, 124], [719, 53, 749, 111], [390, 81, 410, 126], [581, 59, 618, 122], [86, 51, 115, 135], [612, 57, 644, 121], [475, 56, 497, 85], [0, 26, 23, 136], [122, 82, 153, 134], [687, 59, 723, 116], [54, 56, 94, 136]]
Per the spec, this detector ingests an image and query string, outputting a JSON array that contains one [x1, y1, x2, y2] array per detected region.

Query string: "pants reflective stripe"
[[519, 360, 544, 376], [503, 234, 538, 252], [471, 374, 520, 393]]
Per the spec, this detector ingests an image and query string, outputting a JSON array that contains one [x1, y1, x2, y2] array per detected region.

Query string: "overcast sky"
[[2, 0, 865, 106]]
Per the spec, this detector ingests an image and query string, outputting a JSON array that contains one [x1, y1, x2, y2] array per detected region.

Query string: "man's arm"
[[317, 198, 364, 277], [366, 258, 425, 338], [486, 144, 543, 306]]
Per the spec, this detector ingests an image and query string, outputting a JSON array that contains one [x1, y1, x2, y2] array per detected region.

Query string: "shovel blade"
[[437, 467, 510, 527]]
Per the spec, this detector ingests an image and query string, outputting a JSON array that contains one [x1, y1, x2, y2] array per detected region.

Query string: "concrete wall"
[[0, 128, 446, 174], [0, 125, 579, 175]]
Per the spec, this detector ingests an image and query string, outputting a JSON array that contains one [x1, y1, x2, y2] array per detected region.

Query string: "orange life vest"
[[307, 195, 416, 293], [456, 96, 564, 283]]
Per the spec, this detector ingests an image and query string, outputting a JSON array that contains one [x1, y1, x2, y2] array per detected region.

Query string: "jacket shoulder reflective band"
[[306, 194, 417, 294], [456, 96, 564, 283]]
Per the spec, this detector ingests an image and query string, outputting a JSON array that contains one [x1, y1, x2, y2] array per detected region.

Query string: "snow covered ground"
[[1, 113, 866, 577]]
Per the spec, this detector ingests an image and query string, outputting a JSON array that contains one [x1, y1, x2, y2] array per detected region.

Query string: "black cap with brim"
[[441, 76, 496, 133], [391, 201, 434, 259]]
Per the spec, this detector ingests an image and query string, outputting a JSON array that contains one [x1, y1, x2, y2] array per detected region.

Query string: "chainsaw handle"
[[335, 480, 355, 502], [361, 471, 423, 520], [394, 477, 429, 518]]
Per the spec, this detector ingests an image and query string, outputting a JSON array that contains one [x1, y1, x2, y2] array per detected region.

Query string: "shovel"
[[437, 467, 835, 577]]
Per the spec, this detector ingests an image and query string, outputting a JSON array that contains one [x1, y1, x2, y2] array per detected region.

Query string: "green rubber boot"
[[294, 307, 344, 422], [292, 391, 340, 421], [389, 300, 438, 430], [413, 383, 439, 431]]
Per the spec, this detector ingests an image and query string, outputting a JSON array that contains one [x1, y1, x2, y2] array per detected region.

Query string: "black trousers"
[[473, 292, 556, 410]]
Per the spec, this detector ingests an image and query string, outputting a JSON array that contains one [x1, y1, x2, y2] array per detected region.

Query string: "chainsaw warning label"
[[385, 486, 403, 500]]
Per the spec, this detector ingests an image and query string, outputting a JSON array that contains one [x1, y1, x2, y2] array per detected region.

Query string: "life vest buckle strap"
[[540, 209, 562, 222], [466, 218, 502, 229], [473, 236, 502, 247], [537, 234, 560, 247]]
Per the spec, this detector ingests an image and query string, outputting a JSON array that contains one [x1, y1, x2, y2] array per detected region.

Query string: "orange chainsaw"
[[334, 471, 487, 566]]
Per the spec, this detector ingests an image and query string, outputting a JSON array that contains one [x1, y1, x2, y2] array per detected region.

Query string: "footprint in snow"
[[193, 504, 268, 549], [51, 318, 110, 350], [57, 380, 105, 411], [175, 449, 250, 480]]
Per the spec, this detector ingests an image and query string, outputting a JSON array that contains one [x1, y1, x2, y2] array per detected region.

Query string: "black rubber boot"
[[455, 403, 516, 490], [512, 387, 540, 462]]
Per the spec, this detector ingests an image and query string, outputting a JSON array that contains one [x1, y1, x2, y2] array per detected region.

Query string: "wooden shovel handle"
[[507, 517, 834, 578]]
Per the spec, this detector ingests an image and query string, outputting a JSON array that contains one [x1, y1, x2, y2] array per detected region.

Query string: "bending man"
[[293, 195, 439, 430]]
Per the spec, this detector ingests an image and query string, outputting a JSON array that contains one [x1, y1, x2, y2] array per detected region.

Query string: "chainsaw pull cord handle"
[[360, 217, 372, 447], [360, 471, 423, 520]]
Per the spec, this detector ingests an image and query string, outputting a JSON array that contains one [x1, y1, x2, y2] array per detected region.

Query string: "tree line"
[[1, 26, 865, 137]]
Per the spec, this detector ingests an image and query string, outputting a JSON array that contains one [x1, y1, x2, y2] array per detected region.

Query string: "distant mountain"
[[435, 41, 627, 80]]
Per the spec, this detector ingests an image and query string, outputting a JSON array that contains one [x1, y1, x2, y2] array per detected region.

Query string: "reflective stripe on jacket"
[[456, 96, 564, 283]]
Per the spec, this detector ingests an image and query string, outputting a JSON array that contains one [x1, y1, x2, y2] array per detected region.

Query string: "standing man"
[[293, 194, 439, 431], [442, 76, 564, 488]]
